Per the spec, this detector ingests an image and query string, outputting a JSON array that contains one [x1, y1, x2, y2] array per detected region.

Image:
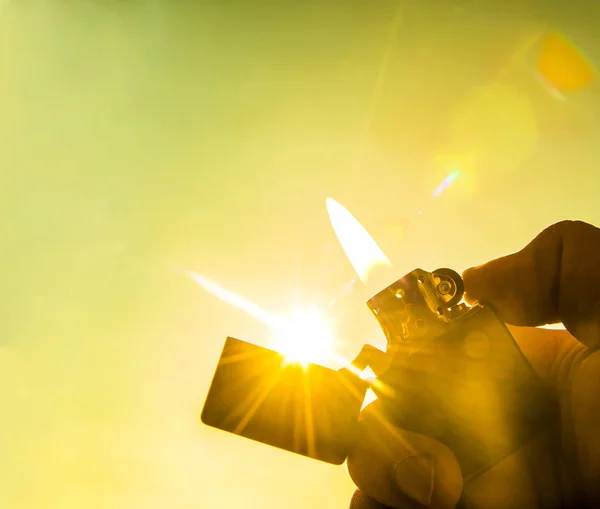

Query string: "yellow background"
[[1, 1, 599, 508]]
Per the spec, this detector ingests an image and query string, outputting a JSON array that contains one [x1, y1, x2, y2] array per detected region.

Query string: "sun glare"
[[189, 195, 400, 369], [187, 272, 338, 366], [272, 308, 335, 367]]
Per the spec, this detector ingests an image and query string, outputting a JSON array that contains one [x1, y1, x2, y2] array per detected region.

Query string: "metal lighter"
[[361, 267, 557, 482], [201, 267, 556, 481]]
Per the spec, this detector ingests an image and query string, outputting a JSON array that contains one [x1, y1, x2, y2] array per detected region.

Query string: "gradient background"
[[1, 1, 599, 508]]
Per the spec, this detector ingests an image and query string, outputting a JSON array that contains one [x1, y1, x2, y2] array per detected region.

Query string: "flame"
[[190, 198, 398, 368], [326, 198, 393, 285]]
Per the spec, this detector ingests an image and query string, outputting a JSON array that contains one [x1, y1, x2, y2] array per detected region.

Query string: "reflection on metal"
[[201, 337, 369, 465]]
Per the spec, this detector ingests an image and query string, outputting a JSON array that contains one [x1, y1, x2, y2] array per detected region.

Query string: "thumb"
[[348, 402, 463, 509], [462, 220, 600, 349]]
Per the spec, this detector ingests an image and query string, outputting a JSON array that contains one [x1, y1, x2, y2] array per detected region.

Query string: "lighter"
[[359, 267, 557, 482], [201, 267, 556, 490]]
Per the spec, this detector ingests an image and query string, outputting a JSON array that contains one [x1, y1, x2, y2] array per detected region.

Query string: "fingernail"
[[393, 454, 435, 506]]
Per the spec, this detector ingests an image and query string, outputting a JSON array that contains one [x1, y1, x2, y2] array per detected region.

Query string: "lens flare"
[[189, 272, 338, 367], [326, 198, 392, 285], [537, 32, 596, 96], [273, 308, 335, 367], [190, 197, 400, 371], [188, 272, 278, 327], [433, 169, 461, 198]]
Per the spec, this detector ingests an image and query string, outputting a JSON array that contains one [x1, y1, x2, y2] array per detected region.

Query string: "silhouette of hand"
[[349, 221, 600, 508]]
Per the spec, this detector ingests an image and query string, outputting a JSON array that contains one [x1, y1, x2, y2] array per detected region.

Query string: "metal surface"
[[201, 337, 369, 465], [365, 268, 557, 481]]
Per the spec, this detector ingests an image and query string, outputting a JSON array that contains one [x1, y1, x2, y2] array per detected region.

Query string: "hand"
[[348, 220, 600, 508]]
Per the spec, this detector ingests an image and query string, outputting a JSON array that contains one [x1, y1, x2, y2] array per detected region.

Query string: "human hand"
[[348, 220, 600, 508]]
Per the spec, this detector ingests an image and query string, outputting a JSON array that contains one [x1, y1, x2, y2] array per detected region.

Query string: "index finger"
[[462, 220, 600, 349]]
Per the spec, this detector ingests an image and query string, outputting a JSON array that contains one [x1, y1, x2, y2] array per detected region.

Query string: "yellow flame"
[[326, 198, 393, 285]]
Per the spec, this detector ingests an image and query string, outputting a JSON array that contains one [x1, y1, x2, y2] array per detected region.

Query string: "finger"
[[571, 350, 600, 503], [461, 425, 564, 508], [349, 345, 392, 377], [462, 220, 600, 349], [506, 325, 585, 387], [347, 402, 463, 509], [350, 490, 395, 509]]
